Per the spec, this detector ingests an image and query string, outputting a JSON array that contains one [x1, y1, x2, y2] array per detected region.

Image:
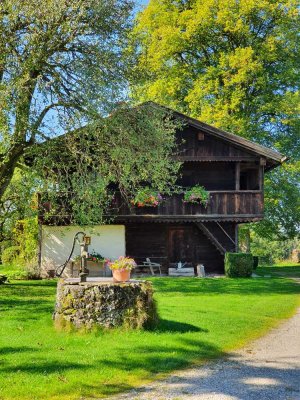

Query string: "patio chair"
[[135, 258, 162, 276], [144, 258, 162, 276]]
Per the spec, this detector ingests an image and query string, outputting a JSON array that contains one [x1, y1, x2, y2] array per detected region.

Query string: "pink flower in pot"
[[107, 256, 136, 283]]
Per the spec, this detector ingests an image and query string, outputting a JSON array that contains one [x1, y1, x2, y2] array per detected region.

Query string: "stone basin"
[[54, 278, 158, 330]]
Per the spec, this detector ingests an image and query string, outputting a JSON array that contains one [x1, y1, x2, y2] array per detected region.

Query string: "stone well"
[[54, 278, 158, 330]]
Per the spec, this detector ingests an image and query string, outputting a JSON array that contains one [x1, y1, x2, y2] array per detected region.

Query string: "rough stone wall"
[[54, 279, 158, 330]]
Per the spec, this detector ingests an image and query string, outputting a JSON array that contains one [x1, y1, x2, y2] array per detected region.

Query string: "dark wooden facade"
[[40, 103, 285, 274], [112, 104, 285, 274]]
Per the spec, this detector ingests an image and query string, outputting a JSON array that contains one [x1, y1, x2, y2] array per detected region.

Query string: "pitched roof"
[[144, 101, 287, 169]]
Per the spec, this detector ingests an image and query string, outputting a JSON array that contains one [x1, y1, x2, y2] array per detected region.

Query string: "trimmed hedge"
[[225, 253, 253, 278]]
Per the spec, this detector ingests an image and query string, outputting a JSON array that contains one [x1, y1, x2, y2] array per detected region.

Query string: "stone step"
[[168, 268, 195, 277]]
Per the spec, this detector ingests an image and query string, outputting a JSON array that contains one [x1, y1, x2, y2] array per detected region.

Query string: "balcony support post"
[[235, 224, 239, 252], [235, 162, 240, 191]]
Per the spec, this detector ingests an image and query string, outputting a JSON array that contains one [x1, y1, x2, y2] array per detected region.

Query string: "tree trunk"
[[0, 143, 26, 200]]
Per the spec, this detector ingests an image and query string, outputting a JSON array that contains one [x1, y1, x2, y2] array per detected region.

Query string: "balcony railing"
[[110, 191, 264, 218]]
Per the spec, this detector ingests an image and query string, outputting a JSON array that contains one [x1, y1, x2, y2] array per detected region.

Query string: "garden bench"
[[136, 258, 162, 276]]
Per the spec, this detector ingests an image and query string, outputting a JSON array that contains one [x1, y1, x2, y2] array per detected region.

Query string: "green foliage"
[[132, 0, 300, 239], [0, 276, 299, 399], [0, 168, 39, 249], [32, 103, 180, 225], [225, 252, 253, 278], [0, 0, 134, 201], [256, 164, 300, 239], [1, 245, 20, 265], [131, 187, 163, 207], [250, 230, 299, 263], [1, 217, 38, 270], [183, 185, 209, 206], [87, 251, 105, 262], [13, 218, 39, 263]]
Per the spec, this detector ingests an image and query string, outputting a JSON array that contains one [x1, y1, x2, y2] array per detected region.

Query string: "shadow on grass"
[[149, 276, 300, 296], [1, 361, 89, 374], [258, 266, 300, 278], [154, 319, 208, 333], [0, 346, 38, 355], [95, 338, 223, 375], [80, 383, 135, 397], [0, 297, 54, 317]]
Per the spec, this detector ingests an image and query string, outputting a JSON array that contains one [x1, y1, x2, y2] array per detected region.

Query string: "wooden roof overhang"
[[113, 215, 264, 223], [144, 102, 287, 171]]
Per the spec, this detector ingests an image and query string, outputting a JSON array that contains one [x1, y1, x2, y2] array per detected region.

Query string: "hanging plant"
[[183, 185, 210, 206], [131, 187, 163, 207]]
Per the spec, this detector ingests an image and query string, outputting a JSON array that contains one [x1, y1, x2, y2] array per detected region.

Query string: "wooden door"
[[168, 226, 194, 265]]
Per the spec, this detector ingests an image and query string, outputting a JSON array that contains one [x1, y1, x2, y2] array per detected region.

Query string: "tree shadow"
[[118, 355, 300, 400], [149, 276, 300, 296], [0, 346, 38, 355], [0, 361, 89, 374], [94, 338, 223, 375], [153, 319, 208, 333], [80, 383, 135, 397]]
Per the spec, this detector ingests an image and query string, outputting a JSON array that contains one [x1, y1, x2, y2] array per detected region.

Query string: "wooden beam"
[[235, 162, 240, 190], [175, 156, 258, 162], [216, 222, 236, 245], [260, 157, 267, 166], [259, 165, 264, 191], [112, 214, 264, 220], [194, 222, 226, 255]]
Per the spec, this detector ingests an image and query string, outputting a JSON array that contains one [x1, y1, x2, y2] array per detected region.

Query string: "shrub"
[[24, 261, 41, 280], [2, 246, 20, 265], [225, 253, 253, 278]]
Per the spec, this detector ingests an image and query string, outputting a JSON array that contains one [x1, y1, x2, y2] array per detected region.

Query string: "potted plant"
[[183, 185, 209, 207], [73, 251, 106, 276], [107, 256, 136, 282], [131, 187, 162, 207], [87, 251, 105, 263]]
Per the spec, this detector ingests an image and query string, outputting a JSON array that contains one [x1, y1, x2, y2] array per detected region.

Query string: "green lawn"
[[0, 266, 299, 400], [256, 263, 300, 278]]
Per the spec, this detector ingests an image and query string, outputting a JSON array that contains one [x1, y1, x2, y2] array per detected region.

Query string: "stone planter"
[[54, 278, 158, 330]]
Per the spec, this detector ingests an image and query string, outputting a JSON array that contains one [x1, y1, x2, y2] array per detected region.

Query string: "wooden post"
[[235, 224, 239, 252], [258, 165, 264, 191], [235, 162, 240, 191]]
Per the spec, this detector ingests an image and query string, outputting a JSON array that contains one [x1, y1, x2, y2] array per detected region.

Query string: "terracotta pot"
[[112, 269, 131, 283]]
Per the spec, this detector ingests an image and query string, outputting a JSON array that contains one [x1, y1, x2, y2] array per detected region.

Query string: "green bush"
[[225, 253, 253, 278], [2, 246, 20, 265]]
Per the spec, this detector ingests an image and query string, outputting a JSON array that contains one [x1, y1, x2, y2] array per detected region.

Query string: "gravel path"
[[108, 306, 300, 400]]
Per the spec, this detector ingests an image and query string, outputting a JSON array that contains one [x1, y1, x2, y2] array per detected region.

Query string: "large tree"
[[131, 0, 300, 238], [0, 0, 182, 236], [0, 0, 134, 199]]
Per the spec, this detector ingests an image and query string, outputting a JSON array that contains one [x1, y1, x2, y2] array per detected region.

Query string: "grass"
[[255, 262, 300, 278], [0, 265, 299, 400]]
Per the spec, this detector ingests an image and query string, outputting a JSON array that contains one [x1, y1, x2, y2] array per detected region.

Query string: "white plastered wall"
[[41, 225, 125, 271]]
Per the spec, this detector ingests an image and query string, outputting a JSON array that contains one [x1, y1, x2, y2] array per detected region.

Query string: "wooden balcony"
[[110, 191, 264, 221]]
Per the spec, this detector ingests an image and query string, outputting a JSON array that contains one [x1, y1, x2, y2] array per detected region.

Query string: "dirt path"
[[108, 306, 300, 400]]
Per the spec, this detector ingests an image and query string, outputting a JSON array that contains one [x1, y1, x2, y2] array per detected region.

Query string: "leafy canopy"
[[0, 0, 133, 199], [0, 1, 181, 229], [132, 0, 300, 238]]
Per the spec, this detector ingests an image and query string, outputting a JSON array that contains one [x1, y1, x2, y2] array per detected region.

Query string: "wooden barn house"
[[40, 103, 285, 276]]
